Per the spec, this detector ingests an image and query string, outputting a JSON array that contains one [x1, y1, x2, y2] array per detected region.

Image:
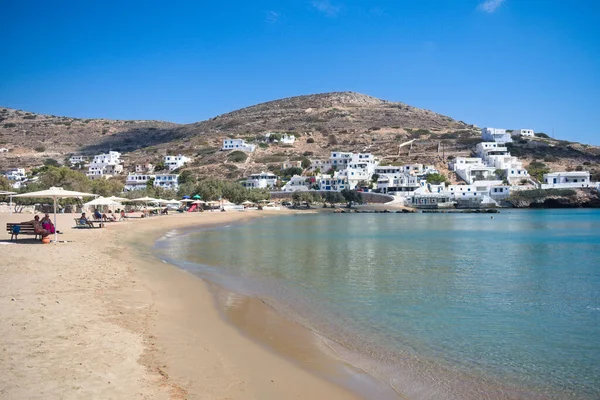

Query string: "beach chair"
[[74, 218, 99, 228]]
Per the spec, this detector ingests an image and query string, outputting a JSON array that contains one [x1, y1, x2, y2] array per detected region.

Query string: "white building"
[[541, 172, 592, 189], [282, 175, 313, 192], [450, 157, 497, 184], [282, 160, 302, 170], [475, 142, 529, 183], [222, 139, 256, 152], [154, 174, 180, 190], [124, 173, 179, 191], [135, 162, 154, 173], [511, 129, 535, 137], [69, 155, 87, 166], [346, 153, 378, 189], [241, 172, 279, 189], [0, 148, 9, 153], [481, 127, 513, 144], [280, 134, 296, 145], [374, 166, 422, 194], [164, 154, 190, 171], [87, 151, 123, 180], [318, 172, 349, 191]]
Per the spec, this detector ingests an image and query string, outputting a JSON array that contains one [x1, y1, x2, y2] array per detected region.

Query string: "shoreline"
[[0, 211, 364, 399]]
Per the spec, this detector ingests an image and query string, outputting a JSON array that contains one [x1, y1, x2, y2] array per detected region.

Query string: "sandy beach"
[[0, 211, 363, 400]]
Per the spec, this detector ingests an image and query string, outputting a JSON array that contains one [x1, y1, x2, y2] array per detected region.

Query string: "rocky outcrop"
[[509, 188, 600, 208]]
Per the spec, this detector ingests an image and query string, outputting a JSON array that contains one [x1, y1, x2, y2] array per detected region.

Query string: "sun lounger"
[[74, 219, 101, 229]]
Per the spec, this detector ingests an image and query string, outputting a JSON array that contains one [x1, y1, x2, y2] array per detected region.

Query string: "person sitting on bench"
[[41, 213, 57, 234], [22, 215, 50, 238], [93, 209, 104, 221], [80, 213, 95, 228]]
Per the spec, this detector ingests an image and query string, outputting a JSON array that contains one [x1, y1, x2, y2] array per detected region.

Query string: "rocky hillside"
[[1, 92, 600, 182]]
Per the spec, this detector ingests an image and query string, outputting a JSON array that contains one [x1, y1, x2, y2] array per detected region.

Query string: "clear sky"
[[1, 0, 599, 144]]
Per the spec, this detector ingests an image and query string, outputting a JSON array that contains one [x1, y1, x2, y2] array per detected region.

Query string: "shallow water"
[[156, 210, 600, 399]]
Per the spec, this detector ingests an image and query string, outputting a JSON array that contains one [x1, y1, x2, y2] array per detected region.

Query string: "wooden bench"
[[6, 223, 41, 241]]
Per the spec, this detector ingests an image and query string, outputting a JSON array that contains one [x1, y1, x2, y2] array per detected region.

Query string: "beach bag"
[[12, 225, 21, 235]]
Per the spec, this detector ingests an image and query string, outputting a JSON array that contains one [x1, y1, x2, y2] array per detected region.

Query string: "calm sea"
[[155, 210, 600, 399]]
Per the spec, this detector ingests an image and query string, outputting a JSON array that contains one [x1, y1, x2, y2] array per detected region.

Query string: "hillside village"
[[2, 92, 600, 209]]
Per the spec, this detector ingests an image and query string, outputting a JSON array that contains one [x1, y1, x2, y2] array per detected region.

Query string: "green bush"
[[228, 151, 248, 163], [34, 146, 46, 152], [535, 132, 550, 138], [527, 161, 550, 181], [307, 138, 315, 144], [3, 123, 17, 128]]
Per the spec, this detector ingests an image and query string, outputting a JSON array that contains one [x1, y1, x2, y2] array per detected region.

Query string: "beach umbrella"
[[180, 199, 195, 203], [107, 195, 128, 202], [192, 194, 201, 199], [182, 195, 191, 199], [166, 199, 182, 204], [241, 200, 253, 205], [130, 196, 159, 211], [152, 199, 170, 205], [85, 196, 121, 207], [13, 186, 95, 243], [191, 200, 205, 204]]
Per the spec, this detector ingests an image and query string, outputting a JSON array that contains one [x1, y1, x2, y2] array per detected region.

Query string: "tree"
[[91, 178, 124, 197], [292, 191, 317, 207], [425, 173, 448, 185], [228, 151, 248, 163], [146, 177, 155, 191], [0, 176, 11, 191], [340, 189, 363, 207], [178, 170, 195, 185], [324, 191, 344, 207], [301, 157, 311, 169], [371, 173, 380, 183], [154, 162, 166, 172], [44, 158, 59, 167], [38, 166, 90, 192], [527, 160, 550, 182], [281, 167, 303, 178]]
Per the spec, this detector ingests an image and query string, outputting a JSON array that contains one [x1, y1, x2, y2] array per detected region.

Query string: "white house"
[[481, 127, 513, 144], [154, 174, 180, 190], [87, 151, 123, 180], [541, 172, 592, 189], [164, 154, 190, 171], [69, 155, 87, 166], [135, 162, 154, 173], [346, 153, 378, 189], [318, 172, 349, 191], [475, 142, 529, 183], [222, 139, 256, 152], [282, 175, 313, 192], [450, 157, 497, 184], [511, 129, 535, 137], [374, 166, 422, 194], [280, 134, 296, 145], [282, 160, 302, 170], [241, 172, 279, 189], [124, 173, 179, 191]]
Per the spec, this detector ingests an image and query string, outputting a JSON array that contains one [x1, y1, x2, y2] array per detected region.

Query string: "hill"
[[1, 92, 599, 183]]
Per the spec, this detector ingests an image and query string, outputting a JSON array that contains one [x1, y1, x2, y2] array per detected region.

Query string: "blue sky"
[[1, 0, 599, 144]]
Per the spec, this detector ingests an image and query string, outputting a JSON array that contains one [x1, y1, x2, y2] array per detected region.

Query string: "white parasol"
[[13, 187, 96, 242]]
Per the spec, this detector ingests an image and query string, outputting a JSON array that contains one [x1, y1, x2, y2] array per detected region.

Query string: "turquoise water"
[[156, 210, 600, 399]]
